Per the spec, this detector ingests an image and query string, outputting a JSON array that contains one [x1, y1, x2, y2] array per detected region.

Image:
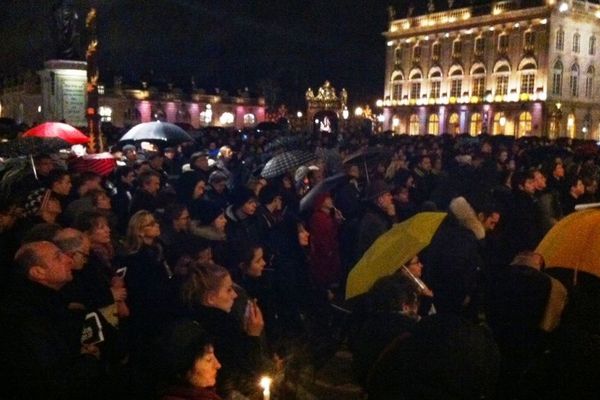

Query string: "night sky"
[[0, 1, 538, 108]]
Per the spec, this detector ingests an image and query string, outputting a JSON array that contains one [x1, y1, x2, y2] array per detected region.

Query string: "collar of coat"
[[448, 196, 485, 240]]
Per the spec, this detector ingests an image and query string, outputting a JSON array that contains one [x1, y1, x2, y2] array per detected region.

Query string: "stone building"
[[382, 0, 600, 139], [1, 73, 265, 131]]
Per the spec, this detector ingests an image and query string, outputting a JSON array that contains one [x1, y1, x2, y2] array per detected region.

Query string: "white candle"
[[259, 376, 272, 400]]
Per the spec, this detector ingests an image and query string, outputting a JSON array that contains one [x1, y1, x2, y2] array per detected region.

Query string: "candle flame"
[[259, 376, 272, 391]]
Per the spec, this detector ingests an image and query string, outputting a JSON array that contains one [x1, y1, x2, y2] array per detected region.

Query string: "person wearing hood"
[[190, 201, 228, 266], [421, 195, 500, 319], [224, 187, 260, 245]]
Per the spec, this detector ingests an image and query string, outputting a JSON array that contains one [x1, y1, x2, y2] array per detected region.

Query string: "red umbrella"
[[23, 122, 89, 145]]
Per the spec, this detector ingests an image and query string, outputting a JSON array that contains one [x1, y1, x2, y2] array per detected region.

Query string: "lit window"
[[448, 113, 460, 135], [518, 112, 532, 137], [409, 114, 420, 135], [99, 106, 112, 122], [493, 112, 506, 135], [219, 112, 235, 125], [243, 113, 256, 126], [470, 113, 483, 136], [391, 74, 404, 100], [428, 114, 439, 135]]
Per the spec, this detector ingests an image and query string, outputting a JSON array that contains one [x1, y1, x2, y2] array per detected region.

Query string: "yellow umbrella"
[[346, 212, 447, 299], [536, 209, 600, 284]]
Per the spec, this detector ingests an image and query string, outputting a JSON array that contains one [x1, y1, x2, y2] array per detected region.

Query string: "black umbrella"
[[343, 147, 391, 184], [0, 136, 71, 180], [299, 172, 347, 213], [261, 150, 317, 179], [119, 121, 193, 145]]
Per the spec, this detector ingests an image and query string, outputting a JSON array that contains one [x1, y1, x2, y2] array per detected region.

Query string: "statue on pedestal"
[[52, 0, 81, 60]]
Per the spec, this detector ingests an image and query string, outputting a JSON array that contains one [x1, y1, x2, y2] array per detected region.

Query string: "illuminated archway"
[[567, 113, 576, 138], [493, 112, 506, 135], [517, 111, 532, 137], [409, 114, 420, 135], [448, 113, 460, 135], [470, 113, 482, 136], [428, 114, 439, 135]]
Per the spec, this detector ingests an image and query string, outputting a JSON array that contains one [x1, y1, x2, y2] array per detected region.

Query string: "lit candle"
[[259, 376, 272, 400]]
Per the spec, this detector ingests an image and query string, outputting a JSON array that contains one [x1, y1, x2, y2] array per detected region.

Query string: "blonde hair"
[[125, 210, 156, 253], [180, 262, 230, 310]]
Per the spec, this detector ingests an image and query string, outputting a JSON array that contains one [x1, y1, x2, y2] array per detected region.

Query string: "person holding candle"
[[180, 262, 265, 398]]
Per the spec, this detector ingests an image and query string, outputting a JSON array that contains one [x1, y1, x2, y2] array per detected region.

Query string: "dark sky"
[[0, 0, 399, 108]]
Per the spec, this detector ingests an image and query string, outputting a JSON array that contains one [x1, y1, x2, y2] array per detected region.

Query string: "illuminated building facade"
[[1, 75, 266, 130], [382, 0, 600, 139]]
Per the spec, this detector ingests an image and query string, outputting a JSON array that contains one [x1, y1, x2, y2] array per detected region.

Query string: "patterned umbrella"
[[261, 150, 317, 179], [119, 121, 193, 145], [0, 137, 71, 158], [22, 122, 89, 145], [70, 152, 116, 177]]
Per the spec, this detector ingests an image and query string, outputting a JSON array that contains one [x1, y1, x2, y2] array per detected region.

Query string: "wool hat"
[[208, 170, 228, 185], [194, 201, 224, 225], [231, 187, 258, 209]]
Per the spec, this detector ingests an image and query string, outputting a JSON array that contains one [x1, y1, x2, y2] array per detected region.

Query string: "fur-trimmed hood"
[[448, 196, 486, 240]]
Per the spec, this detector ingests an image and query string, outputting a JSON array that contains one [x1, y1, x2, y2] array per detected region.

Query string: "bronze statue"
[[53, 0, 81, 60]]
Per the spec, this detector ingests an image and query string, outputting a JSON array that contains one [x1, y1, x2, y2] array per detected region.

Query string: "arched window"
[[471, 65, 486, 97], [448, 113, 460, 135], [391, 72, 404, 100], [428, 114, 439, 135], [409, 70, 422, 100], [556, 28, 564, 51], [429, 69, 442, 98], [586, 66, 595, 98], [519, 61, 537, 94], [570, 64, 580, 97], [493, 112, 506, 135], [470, 113, 483, 136], [394, 47, 403, 66], [449, 66, 464, 98], [573, 33, 581, 53], [552, 60, 563, 95], [567, 113, 576, 138], [219, 112, 235, 126], [409, 114, 420, 135], [392, 115, 402, 133], [494, 62, 511, 96], [518, 112, 532, 137], [590, 35, 596, 55]]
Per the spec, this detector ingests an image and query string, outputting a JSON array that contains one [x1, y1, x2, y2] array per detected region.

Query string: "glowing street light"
[[297, 111, 303, 118], [354, 107, 364, 117]]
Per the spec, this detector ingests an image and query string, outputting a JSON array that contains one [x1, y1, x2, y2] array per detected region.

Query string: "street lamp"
[[354, 107, 364, 117]]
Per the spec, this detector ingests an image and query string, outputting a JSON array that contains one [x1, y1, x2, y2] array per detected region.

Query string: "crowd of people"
[[1, 127, 599, 400]]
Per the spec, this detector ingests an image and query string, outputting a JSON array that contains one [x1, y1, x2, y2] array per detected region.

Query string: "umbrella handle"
[[30, 154, 38, 180]]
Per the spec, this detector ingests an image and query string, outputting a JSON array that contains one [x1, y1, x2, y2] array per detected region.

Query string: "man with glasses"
[[0, 240, 103, 399]]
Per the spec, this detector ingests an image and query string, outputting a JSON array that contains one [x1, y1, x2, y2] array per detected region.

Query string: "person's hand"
[[81, 343, 100, 359], [111, 287, 127, 302], [385, 202, 396, 217], [243, 299, 264, 337]]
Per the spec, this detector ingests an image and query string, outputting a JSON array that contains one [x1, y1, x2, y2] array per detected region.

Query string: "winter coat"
[[0, 278, 103, 399], [354, 203, 394, 263], [422, 197, 486, 316], [308, 207, 341, 288]]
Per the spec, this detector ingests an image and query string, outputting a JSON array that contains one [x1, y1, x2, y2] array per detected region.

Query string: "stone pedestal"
[[39, 60, 87, 126]]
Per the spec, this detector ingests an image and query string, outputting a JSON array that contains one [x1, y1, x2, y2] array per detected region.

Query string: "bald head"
[[14, 241, 74, 290]]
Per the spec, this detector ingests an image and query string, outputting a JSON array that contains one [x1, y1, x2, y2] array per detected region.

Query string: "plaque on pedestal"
[[39, 60, 87, 127]]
